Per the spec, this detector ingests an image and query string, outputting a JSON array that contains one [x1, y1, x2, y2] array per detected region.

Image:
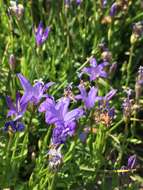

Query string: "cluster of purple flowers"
[[5, 74, 53, 132], [5, 55, 117, 168]]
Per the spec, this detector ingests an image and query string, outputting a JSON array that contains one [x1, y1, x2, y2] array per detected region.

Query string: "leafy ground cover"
[[0, 0, 143, 189]]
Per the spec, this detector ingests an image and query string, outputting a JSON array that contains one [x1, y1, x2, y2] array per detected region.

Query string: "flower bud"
[[130, 34, 139, 44], [109, 63, 117, 75], [127, 155, 136, 169], [135, 66, 143, 101], [131, 22, 143, 44], [9, 54, 16, 70], [109, 2, 120, 17], [101, 51, 112, 62]]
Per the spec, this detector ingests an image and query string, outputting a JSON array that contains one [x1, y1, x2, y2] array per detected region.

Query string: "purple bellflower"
[[6, 92, 27, 121], [35, 22, 50, 46], [5, 92, 26, 133], [76, 84, 101, 109], [17, 73, 54, 105], [81, 58, 107, 81], [39, 97, 83, 145]]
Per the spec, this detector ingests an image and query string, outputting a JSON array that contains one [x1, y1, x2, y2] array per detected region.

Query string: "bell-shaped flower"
[[35, 22, 50, 46], [39, 97, 84, 145], [17, 73, 54, 105], [80, 58, 107, 81], [6, 92, 27, 121], [76, 85, 101, 109]]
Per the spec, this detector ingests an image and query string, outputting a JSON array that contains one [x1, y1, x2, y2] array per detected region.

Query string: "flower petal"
[[17, 73, 32, 92]]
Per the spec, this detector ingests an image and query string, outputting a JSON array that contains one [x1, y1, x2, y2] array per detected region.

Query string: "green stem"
[[126, 45, 134, 86], [49, 173, 57, 190], [109, 119, 124, 133]]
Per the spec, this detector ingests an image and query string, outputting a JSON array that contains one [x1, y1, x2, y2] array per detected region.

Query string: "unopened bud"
[[101, 51, 112, 62], [9, 54, 16, 70], [130, 34, 139, 44], [109, 63, 117, 75], [135, 66, 143, 101]]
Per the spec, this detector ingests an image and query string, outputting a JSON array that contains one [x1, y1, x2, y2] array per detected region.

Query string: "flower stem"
[[126, 45, 134, 86], [49, 173, 57, 190]]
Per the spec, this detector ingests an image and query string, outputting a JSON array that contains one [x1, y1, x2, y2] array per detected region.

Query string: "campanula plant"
[[1, 1, 143, 189]]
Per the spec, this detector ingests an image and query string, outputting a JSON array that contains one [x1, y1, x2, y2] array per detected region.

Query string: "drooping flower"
[[17, 73, 54, 105], [80, 58, 108, 81], [76, 84, 101, 109], [35, 22, 50, 46], [39, 97, 83, 145], [6, 92, 27, 121], [4, 120, 25, 132]]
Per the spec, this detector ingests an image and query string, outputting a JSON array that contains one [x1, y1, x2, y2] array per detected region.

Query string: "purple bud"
[[127, 155, 136, 169], [110, 3, 118, 17]]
